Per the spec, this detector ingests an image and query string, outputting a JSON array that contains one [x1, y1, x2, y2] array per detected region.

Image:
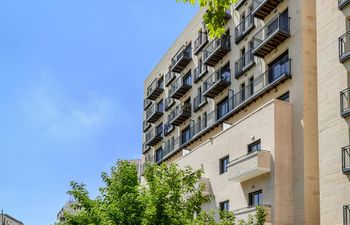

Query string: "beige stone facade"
[[1, 212, 24, 225], [142, 0, 323, 224]]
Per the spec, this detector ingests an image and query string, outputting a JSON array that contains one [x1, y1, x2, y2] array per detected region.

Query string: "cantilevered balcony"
[[146, 102, 163, 123], [171, 45, 192, 73], [235, 49, 255, 79], [341, 88, 350, 118], [339, 0, 350, 9], [343, 146, 350, 174], [164, 122, 175, 136], [169, 75, 192, 99], [194, 64, 208, 83], [203, 65, 231, 98], [233, 205, 271, 223], [344, 205, 350, 225], [146, 78, 164, 100], [228, 150, 271, 182], [235, 13, 255, 44], [145, 126, 163, 147], [165, 71, 176, 87], [203, 35, 231, 67], [169, 103, 192, 126], [164, 97, 176, 112], [252, 12, 290, 58], [234, 0, 247, 10], [144, 98, 152, 111], [252, 0, 283, 20], [143, 121, 152, 132], [193, 94, 208, 112], [194, 32, 208, 55], [142, 143, 151, 153], [158, 137, 180, 163], [339, 32, 350, 63]]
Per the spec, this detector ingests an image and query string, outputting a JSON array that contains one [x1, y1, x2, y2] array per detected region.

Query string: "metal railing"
[[339, 31, 350, 62], [235, 49, 254, 78], [164, 97, 175, 111], [171, 45, 192, 68], [143, 121, 151, 132], [147, 78, 164, 98], [146, 103, 163, 120], [144, 98, 152, 110], [339, 0, 350, 9], [235, 13, 254, 42], [145, 125, 163, 143], [164, 121, 174, 136], [342, 146, 350, 173], [169, 103, 192, 123], [194, 32, 208, 53], [252, 12, 290, 51], [344, 205, 350, 225], [203, 35, 231, 61], [193, 94, 207, 111], [203, 66, 231, 93], [165, 71, 176, 86], [169, 75, 192, 97], [194, 64, 208, 82], [341, 88, 350, 117], [160, 137, 180, 162]]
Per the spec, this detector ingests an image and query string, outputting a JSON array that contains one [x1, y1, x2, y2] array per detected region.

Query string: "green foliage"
[[176, 0, 237, 38], [57, 161, 266, 225]]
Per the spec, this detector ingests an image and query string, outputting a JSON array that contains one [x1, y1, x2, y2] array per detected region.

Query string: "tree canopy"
[[176, 0, 237, 38]]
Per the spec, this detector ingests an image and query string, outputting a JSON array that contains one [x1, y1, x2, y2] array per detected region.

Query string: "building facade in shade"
[[0, 212, 24, 225], [142, 0, 320, 224], [317, 1, 350, 225]]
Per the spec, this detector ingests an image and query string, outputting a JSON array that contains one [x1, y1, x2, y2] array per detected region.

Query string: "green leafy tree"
[[176, 0, 237, 38]]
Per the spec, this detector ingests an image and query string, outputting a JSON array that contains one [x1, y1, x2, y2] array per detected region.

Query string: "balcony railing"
[[146, 103, 164, 123], [169, 75, 192, 99], [232, 205, 271, 223], [203, 35, 231, 67], [339, 0, 350, 9], [145, 126, 163, 146], [235, 49, 255, 79], [143, 121, 152, 132], [144, 98, 152, 111], [234, 0, 247, 10], [165, 71, 177, 87], [169, 103, 192, 126], [339, 31, 350, 63], [203, 66, 231, 98], [142, 143, 151, 153], [252, 0, 283, 20], [228, 150, 271, 182], [345, 205, 350, 225], [341, 88, 350, 118], [194, 64, 208, 83], [193, 94, 208, 112], [252, 12, 290, 58], [194, 32, 209, 55], [164, 121, 175, 136], [156, 137, 180, 163], [342, 146, 350, 174], [171, 45, 192, 73], [164, 97, 176, 112], [235, 13, 255, 44], [147, 78, 164, 100]]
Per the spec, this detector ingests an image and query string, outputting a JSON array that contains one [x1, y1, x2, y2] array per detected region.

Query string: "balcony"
[[339, 0, 350, 9], [235, 49, 255, 79], [342, 146, 350, 174], [193, 94, 208, 112], [194, 64, 208, 83], [235, 13, 255, 44], [203, 65, 231, 98], [164, 122, 175, 136], [157, 137, 180, 163], [234, 0, 247, 10], [339, 32, 350, 63], [341, 88, 350, 118], [147, 78, 164, 100], [228, 150, 271, 182], [165, 71, 177, 87], [194, 32, 208, 55], [146, 103, 163, 123], [144, 98, 152, 111], [171, 45, 192, 73], [233, 205, 271, 223], [143, 121, 152, 132], [252, 12, 290, 58], [203, 35, 231, 67], [169, 75, 192, 99], [169, 103, 192, 126], [345, 205, 350, 225], [145, 126, 163, 147], [164, 97, 176, 111], [252, 0, 283, 20], [142, 143, 151, 153]]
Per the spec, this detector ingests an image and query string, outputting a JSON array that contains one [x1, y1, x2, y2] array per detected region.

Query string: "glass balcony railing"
[[342, 145, 350, 174], [171, 45, 192, 73], [144, 98, 152, 111], [339, 31, 350, 63], [194, 32, 208, 55], [235, 49, 255, 79], [169, 75, 192, 99], [194, 64, 208, 83], [341, 88, 350, 118], [165, 71, 177, 87], [203, 65, 231, 98], [252, 0, 283, 20], [146, 78, 164, 100], [203, 35, 231, 67], [193, 94, 208, 112], [164, 121, 174, 136], [145, 125, 163, 146], [169, 103, 192, 126], [158, 137, 180, 163], [143, 121, 152, 132], [164, 97, 175, 112], [235, 13, 255, 44], [146, 102, 164, 123]]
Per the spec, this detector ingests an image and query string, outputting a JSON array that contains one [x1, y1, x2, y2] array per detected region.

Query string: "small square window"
[[249, 190, 263, 207], [219, 156, 229, 174], [248, 139, 261, 154], [219, 200, 230, 211]]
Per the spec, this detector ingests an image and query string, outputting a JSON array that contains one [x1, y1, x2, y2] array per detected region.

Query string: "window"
[[220, 155, 229, 174], [203, 112, 208, 128], [155, 147, 163, 163], [217, 98, 229, 120], [221, 63, 231, 81], [278, 91, 290, 102], [249, 77, 254, 96], [157, 100, 164, 112], [249, 190, 263, 206], [181, 127, 191, 144], [219, 200, 230, 211], [241, 82, 246, 102], [268, 52, 289, 83], [248, 139, 261, 154], [184, 71, 192, 86], [156, 123, 163, 136]]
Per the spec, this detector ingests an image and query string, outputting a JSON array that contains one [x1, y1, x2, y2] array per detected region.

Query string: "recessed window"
[[217, 98, 229, 120], [278, 91, 290, 102], [219, 200, 230, 211], [248, 139, 261, 154], [249, 190, 263, 207], [155, 147, 163, 163], [181, 127, 191, 145], [183, 71, 192, 86], [219, 155, 229, 174]]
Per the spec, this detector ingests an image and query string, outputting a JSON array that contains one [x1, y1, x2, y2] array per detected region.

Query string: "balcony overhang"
[[145, 134, 163, 147], [204, 47, 231, 67], [228, 150, 271, 182], [171, 46, 192, 73], [252, 0, 283, 20], [170, 83, 191, 99], [339, 0, 350, 9], [194, 34, 209, 55], [203, 79, 231, 98], [146, 110, 163, 123], [147, 86, 164, 101], [193, 98, 208, 112], [234, 0, 247, 10], [252, 29, 290, 58], [170, 110, 191, 126]]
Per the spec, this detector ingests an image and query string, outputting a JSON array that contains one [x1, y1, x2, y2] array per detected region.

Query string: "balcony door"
[[268, 52, 289, 83]]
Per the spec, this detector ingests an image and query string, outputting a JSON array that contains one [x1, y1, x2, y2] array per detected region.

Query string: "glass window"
[[249, 190, 263, 206], [248, 140, 261, 154], [184, 71, 192, 86], [156, 123, 163, 136], [181, 127, 191, 144], [220, 156, 229, 174], [217, 98, 229, 120], [219, 200, 230, 211], [155, 147, 163, 163], [268, 52, 289, 83]]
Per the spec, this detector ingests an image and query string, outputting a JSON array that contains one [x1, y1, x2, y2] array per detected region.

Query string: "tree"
[[176, 0, 237, 38], [57, 161, 266, 225]]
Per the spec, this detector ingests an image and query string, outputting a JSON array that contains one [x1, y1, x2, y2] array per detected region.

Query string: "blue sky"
[[0, 1, 197, 224]]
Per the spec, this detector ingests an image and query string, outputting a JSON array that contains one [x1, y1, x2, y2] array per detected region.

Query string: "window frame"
[[219, 155, 230, 175]]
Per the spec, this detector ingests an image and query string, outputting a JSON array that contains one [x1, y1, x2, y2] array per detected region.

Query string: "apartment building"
[[0, 212, 24, 225], [142, 0, 319, 224], [317, 0, 350, 225]]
